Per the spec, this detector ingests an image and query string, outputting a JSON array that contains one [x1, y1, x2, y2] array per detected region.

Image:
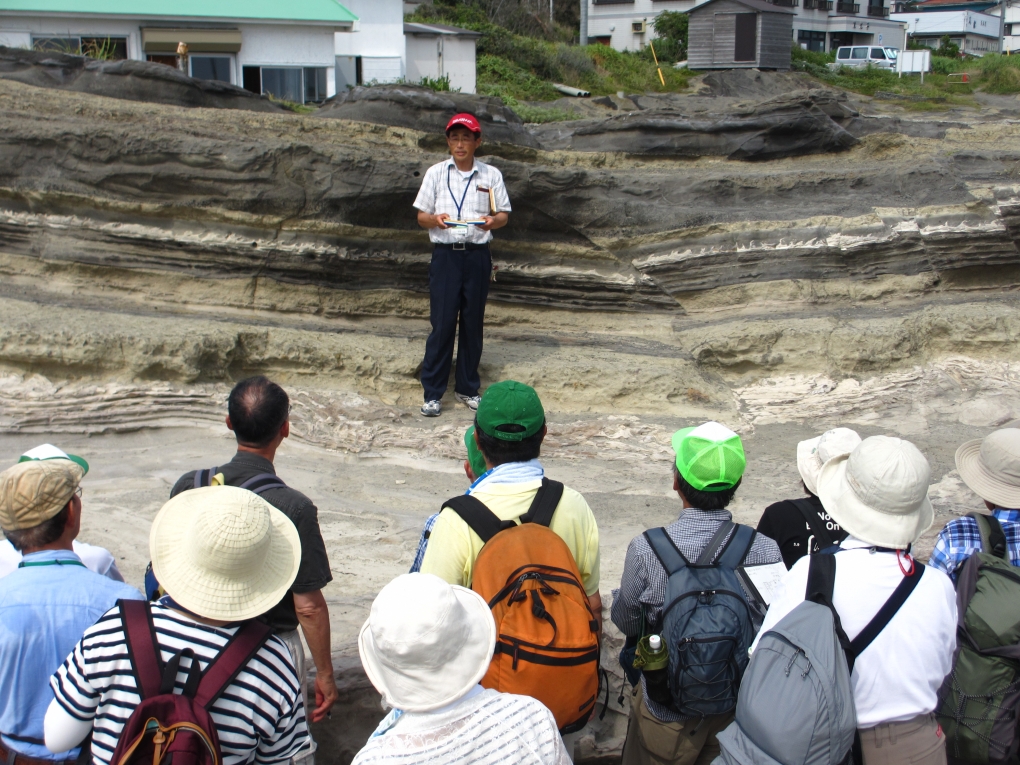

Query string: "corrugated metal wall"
[[759, 12, 793, 68]]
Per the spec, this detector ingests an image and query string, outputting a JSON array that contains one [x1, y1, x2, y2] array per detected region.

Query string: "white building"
[[334, 0, 405, 88], [893, 9, 1001, 53], [985, 4, 1017, 53], [0, 0, 356, 102], [587, 0, 906, 53], [404, 22, 480, 93]]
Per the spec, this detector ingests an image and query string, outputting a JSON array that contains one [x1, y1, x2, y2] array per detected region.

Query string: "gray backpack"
[[714, 552, 924, 765]]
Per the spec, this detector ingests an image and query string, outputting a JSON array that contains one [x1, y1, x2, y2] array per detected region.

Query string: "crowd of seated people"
[[2, 375, 1018, 765]]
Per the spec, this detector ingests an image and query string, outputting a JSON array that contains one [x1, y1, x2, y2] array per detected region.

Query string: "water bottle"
[[636, 634, 672, 706]]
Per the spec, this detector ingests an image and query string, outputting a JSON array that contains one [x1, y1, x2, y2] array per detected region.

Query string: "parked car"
[[828, 45, 897, 69]]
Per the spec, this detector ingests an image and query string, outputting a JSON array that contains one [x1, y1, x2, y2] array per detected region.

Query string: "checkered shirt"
[[928, 508, 1020, 580], [610, 508, 782, 722], [413, 158, 511, 245], [409, 513, 440, 574]]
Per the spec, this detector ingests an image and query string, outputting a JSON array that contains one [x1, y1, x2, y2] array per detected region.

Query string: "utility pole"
[[999, 0, 1007, 53], [580, 0, 588, 43]]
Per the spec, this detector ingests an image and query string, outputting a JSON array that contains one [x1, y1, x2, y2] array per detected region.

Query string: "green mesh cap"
[[464, 425, 488, 478], [475, 381, 545, 442], [672, 422, 746, 491]]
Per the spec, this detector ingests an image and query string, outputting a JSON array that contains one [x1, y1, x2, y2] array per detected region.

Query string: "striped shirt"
[[610, 508, 782, 722], [50, 604, 311, 765], [413, 158, 511, 245], [351, 688, 569, 765]]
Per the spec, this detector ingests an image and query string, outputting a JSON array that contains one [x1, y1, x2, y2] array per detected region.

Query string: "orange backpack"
[[442, 479, 601, 733]]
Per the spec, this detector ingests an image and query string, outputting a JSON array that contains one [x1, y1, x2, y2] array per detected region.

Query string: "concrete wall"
[[334, 0, 403, 83]]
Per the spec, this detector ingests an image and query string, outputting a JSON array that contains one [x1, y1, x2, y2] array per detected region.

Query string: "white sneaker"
[[420, 400, 442, 417], [455, 392, 481, 410]]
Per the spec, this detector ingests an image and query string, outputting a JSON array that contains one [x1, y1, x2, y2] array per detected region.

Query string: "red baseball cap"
[[446, 113, 481, 135]]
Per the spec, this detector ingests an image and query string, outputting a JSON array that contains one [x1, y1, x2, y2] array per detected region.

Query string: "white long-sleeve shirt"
[[752, 537, 957, 728]]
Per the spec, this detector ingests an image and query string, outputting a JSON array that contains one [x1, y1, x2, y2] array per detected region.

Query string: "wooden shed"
[[686, 0, 794, 70]]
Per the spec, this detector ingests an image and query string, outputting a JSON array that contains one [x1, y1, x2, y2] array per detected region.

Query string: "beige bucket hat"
[[150, 485, 301, 622], [797, 428, 862, 495], [956, 428, 1020, 509], [359, 573, 495, 713], [817, 435, 934, 549], [0, 459, 85, 532]]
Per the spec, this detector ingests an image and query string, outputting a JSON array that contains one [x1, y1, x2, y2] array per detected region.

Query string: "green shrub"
[[791, 45, 835, 68], [652, 11, 688, 63], [934, 35, 960, 58], [476, 54, 560, 101], [930, 55, 964, 74], [418, 73, 455, 92], [979, 53, 1020, 93]]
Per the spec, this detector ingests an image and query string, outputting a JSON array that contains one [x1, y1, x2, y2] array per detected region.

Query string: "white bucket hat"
[[817, 435, 934, 549], [796, 428, 862, 495], [359, 573, 495, 713], [956, 428, 1020, 509], [150, 485, 301, 622]]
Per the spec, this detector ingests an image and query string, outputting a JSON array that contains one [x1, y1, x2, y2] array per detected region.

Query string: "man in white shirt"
[[353, 572, 569, 765], [413, 112, 511, 418], [754, 435, 957, 765]]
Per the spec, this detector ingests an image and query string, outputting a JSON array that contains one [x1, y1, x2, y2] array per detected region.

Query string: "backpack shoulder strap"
[[442, 495, 515, 544], [194, 620, 273, 710], [695, 521, 735, 566], [791, 498, 835, 549], [643, 527, 689, 576], [238, 473, 288, 495], [805, 553, 856, 670], [519, 478, 564, 528], [716, 524, 757, 569], [120, 599, 163, 700], [970, 512, 1008, 560], [193, 467, 218, 490], [847, 564, 925, 660]]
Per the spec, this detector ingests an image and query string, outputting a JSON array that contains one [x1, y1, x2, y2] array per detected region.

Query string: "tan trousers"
[[621, 684, 734, 765], [280, 629, 318, 765], [860, 713, 947, 765]]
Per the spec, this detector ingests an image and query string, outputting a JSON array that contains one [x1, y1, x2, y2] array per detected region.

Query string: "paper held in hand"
[[446, 219, 487, 227], [738, 561, 788, 607]]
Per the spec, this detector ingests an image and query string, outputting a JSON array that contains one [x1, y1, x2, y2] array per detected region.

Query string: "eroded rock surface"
[[0, 46, 283, 111]]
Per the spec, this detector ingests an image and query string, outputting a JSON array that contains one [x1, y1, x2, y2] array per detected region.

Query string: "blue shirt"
[[928, 508, 1020, 580], [0, 549, 143, 759]]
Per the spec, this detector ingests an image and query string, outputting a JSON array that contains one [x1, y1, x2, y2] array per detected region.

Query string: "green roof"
[[0, 0, 357, 23]]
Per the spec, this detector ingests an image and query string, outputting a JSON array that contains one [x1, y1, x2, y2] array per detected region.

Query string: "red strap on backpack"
[[120, 600, 274, 708]]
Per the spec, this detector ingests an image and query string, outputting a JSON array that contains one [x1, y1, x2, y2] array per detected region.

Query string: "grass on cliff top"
[[408, 2, 689, 106], [791, 46, 1020, 107]]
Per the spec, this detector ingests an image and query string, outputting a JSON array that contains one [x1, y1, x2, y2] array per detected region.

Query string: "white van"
[[828, 45, 897, 69]]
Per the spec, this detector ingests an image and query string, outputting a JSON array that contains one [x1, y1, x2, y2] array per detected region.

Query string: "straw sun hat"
[[150, 485, 301, 622], [956, 428, 1020, 509], [359, 573, 496, 713], [817, 435, 934, 550], [796, 428, 862, 496]]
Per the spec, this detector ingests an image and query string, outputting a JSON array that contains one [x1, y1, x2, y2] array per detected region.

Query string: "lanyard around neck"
[[18, 558, 86, 569], [447, 164, 477, 221]]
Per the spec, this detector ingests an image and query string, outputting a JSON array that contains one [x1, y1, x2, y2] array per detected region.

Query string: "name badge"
[[453, 224, 468, 240]]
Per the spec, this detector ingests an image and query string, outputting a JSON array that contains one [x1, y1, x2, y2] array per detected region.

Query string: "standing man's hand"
[[418, 211, 451, 230], [312, 672, 339, 723], [478, 212, 509, 231]]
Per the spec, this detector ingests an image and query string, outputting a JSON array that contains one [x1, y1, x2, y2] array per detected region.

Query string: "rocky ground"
[[2, 50, 1020, 763]]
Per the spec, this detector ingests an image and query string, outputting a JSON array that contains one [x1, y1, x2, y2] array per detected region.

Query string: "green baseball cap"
[[464, 426, 488, 478], [475, 381, 545, 442], [18, 443, 89, 475], [671, 422, 745, 491]]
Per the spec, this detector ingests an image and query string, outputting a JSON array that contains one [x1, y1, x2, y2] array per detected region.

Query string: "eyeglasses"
[[74, 487, 83, 499]]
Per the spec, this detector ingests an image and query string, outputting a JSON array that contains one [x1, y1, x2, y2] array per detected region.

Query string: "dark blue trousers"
[[421, 243, 491, 402]]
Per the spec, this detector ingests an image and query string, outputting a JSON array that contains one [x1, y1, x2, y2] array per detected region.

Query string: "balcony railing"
[[803, 0, 834, 9], [771, 0, 799, 7], [836, 1, 860, 11], [867, 4, 889, 14]]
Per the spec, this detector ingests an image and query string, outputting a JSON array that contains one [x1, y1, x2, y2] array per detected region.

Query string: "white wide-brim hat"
[[956, 428, 1020, 509], [150, 485, 301, 622], [817, 435, 934, 549], [359, 573, 495, 713], [797, 427, 862, 495]]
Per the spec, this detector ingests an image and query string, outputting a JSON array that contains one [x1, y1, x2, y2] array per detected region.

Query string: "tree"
[[652, 11, 688, 62]]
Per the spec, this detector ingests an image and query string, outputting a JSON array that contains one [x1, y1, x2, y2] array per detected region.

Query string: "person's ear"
[[673, 470, 680, 493], [985, 499, 997, 511], [66, 495, 82, 538], [225, 416, 234, 432], [280, 420, 290, 440], [463, 460, 475, 482]]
